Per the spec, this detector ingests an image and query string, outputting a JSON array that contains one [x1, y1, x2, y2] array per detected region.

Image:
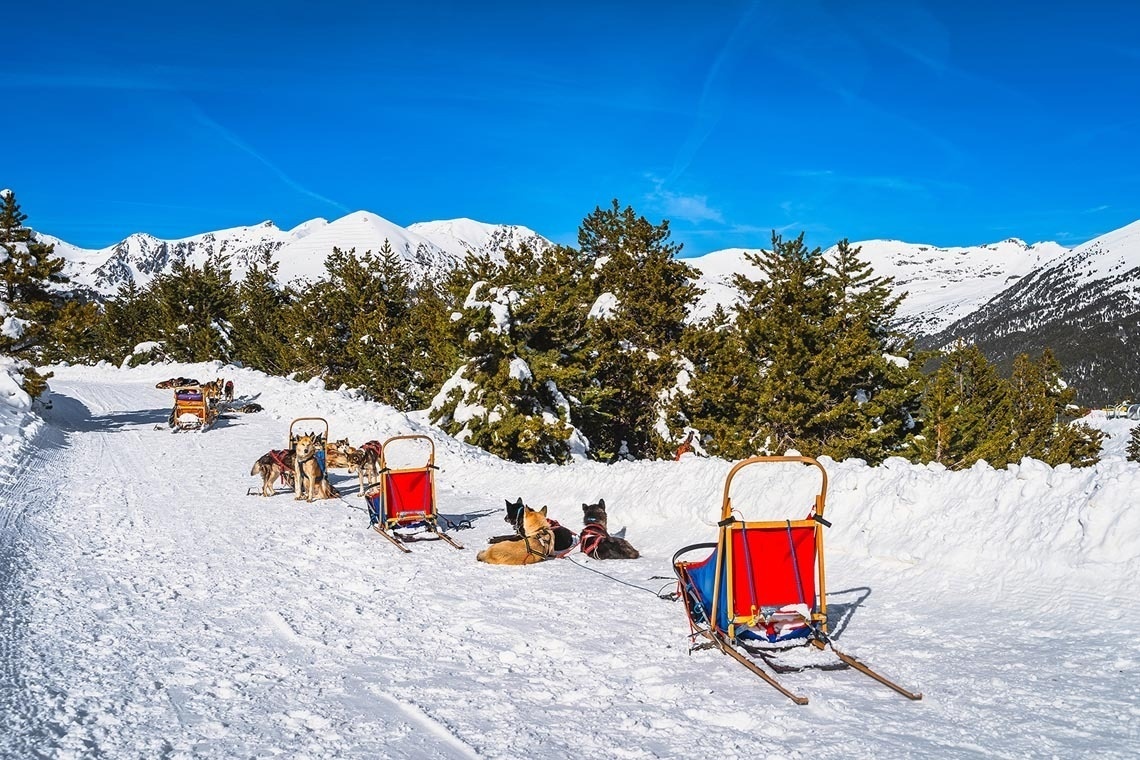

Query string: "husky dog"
[[347, 440, 382, 490], [250, 449, 294, 497], [156, 377, 200, 389], [326, 439, 373, 496], [223, 380, 234, 402], [293, 433, 337, 502], [477, 505, 553, 565], [504, 497, 576, 553], [325, 439, 353, 469], [580, 499, 639, 560], [238, 403, 263, 414]]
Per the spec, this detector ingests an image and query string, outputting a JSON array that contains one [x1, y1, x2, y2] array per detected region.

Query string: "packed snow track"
[[0, 365, 1137, 758]]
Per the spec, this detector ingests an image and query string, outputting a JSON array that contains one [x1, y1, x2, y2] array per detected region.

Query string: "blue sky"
[[4, 1, 1139, 255]]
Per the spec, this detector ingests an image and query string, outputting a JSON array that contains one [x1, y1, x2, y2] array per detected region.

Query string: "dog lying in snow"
[[580, 499, 639, 560], [156, 377, 200, 389], [477, 505, 554, 565], [503, 497, 576, 553]]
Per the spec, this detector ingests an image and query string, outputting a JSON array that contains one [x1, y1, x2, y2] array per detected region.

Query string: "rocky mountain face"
[[922, 221, 1140, 405]]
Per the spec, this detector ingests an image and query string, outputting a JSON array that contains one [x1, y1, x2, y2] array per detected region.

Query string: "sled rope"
[[564, 556, 678, 600], [786, 519, 808, 609]]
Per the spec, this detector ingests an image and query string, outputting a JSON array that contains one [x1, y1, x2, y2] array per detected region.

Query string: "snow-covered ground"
[[1, 362, 1138, 758]]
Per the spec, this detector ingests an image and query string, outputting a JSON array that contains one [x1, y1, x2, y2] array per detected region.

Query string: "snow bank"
[[44, 361, 1140, 590], [0, 355, 43, 489]]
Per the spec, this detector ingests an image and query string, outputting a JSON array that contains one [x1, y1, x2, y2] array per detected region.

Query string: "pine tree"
[[1007, 349, 1102, 467], [430, 246, 580, 463], [670, 306, 760, 458], [96, 280, 160, 365], [678, 234, 922, 463], [918, 342, 1014, 468], [0, 190, 70, 395], [230, 249, 291, 374], [813, 239, 925, 461], [148, 252, 237, 362], [572, 201, 701, 459], [1127, 425, 1140, 463]]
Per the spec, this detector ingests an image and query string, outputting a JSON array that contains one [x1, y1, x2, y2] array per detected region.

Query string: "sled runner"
[[364, 435, 463, 552], [673, 455, 922, 705], [170, 385, 219, 430]]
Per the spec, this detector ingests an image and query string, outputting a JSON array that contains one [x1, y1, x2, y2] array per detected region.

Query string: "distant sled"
[[673, 455, 922, 705], [169, 384, 219, 431]]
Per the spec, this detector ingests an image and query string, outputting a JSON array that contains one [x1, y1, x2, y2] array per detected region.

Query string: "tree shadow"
[[42, 393, 175, 433], [824, 586, 873, 641]]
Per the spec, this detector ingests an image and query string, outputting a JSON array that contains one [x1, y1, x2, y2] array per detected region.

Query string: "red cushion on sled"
[[384, 469, 433, 524], [728, 525, 816, 617]]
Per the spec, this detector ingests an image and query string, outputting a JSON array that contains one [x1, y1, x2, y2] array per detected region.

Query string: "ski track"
[[0, 373, 1136, 758]]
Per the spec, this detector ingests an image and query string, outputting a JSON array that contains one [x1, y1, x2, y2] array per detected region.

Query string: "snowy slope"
[[0, 361, 1136, 757], [408, 218, 551, 262], [685, 237, 1070, 333], [270, 211, 457, 285]]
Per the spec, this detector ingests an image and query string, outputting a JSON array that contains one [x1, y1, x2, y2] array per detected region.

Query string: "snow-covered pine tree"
[[1127, 425, 1140, 463], [430, 244, 583, 464], [573, 201, 701, 460], [429, 243, 583, 463], [0, 190, 73, 395]]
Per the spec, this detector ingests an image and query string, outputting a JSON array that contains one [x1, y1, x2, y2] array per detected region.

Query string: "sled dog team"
[[251, 433, 639, 565]]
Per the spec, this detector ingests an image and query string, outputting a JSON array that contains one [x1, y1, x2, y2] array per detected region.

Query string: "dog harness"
[[580, 522, 608, 558], [523, 527, 555, 561], [268, 449, 294, 485]]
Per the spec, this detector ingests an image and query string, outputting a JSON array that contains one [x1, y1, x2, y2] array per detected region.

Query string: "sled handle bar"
[[720, 456, 828, 522], [289, 417, 330, 446], [380, 434, 436, 469]]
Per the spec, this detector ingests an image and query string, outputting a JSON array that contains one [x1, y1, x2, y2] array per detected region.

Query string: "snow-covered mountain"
[[926, 220, 1140, 404], [43, 213, 551, 295], [407, 218, 551, 261], [685, 237, 1070, 334]]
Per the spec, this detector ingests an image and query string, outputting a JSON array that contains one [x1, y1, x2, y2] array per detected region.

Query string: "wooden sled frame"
[[674, 455, 921, 704], [288, 417, 329, 451], [365, 434, 463, 553]]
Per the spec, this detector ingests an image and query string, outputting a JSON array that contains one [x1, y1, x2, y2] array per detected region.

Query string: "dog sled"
[[364, 435, 463, 553], [170, 384, 219, 430], [672, 455, 922, 705]]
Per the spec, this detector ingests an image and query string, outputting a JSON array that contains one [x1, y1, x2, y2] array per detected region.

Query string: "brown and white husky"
[[477, 505, 553, 565], [293, 433, 337, 502]]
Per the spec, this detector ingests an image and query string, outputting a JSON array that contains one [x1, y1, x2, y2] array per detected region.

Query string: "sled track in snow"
[[0, 424, 74, 757]]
